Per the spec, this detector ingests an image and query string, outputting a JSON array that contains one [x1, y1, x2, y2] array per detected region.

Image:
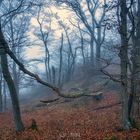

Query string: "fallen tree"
[[3, 39, 110, 99]]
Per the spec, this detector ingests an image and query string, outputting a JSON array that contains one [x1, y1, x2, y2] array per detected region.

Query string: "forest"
[[0, 0, 140, 139]]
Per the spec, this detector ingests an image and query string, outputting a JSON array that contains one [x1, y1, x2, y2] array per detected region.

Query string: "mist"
[[0, 0, 140, 139]]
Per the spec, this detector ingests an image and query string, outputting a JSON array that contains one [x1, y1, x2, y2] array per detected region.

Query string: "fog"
[[0, 0, 140, 139]]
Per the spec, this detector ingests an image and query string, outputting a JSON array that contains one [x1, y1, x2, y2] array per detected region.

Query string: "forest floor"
[[0, 91, 140, 140]]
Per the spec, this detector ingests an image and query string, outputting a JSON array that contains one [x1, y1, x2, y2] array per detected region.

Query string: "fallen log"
[[40, 98, 60, 103], [85, 92, 103, 100], [93, 102, 122, 111]]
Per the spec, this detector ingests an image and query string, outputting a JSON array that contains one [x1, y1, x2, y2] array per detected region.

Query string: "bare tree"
[[0, 65, 2, 112], [5, 13, 30, 96], [127, 0, 140, 126], [58, 33, 63, 87], [35, 6, 52, 83], [56, 0, 107, 66], [78, 23, 86, 65], [0, 23, 24, 131], [3, 79, 7, 111], [0, 0, 39, 131]]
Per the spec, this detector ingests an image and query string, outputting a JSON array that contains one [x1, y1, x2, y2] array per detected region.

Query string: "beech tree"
[[0, 67, 2, 112], [0, 0, 139, 133], [127, 0, 140, 127], [34, 6, 52, 83], [119, 0, 131, 130], [5, 14, 30, 96], [0, 0, 39, 131], [58, 33, 63, 87], [0, 24, 24, 131], [56, 0, 107, 66]]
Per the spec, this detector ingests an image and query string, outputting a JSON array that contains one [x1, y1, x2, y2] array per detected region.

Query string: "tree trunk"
[[96, 27, 101, 68], [52, 66, 56, 85], [0, 54, 24, 131], [3, 79, 7, 111], [119, 0, 131, 130], [65, 29, 74, 82], [136, 0, 140, 77], [128, 0, 140, 127], [45, 45, 51, 83], [0, 25, 24, 131], [81, 36, 85, 65], [0, 67, 2, 112], [13, 62, 20, 95], [90, 34, 94, 65], [78, 25, 85, 65], [10, 19, 20, 96], [58, 33, 63, 87], [128, 25, 137, 127]]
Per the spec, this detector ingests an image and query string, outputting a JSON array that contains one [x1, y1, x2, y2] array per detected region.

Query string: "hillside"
[[0, 91, 140, 140]]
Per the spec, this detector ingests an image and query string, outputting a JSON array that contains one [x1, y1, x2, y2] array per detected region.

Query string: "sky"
[[24, 0, 110, 72], [24, 5, 74, 72]]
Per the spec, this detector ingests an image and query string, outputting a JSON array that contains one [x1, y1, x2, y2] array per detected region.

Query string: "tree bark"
[[64, 29, 74, 82], [96, 27, 101, 68], [78, 24, 85, 65], [0, 25, 24, 131], [0, 66, 2, 112], [119, 0, 131, 130], [3, 79, 7, 111], [136, 0, 140, 77], [127, 0, 140, 127], [90, 34, 94, 65], [52, 66, 56, 85], [58, 33, 63, 87]]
